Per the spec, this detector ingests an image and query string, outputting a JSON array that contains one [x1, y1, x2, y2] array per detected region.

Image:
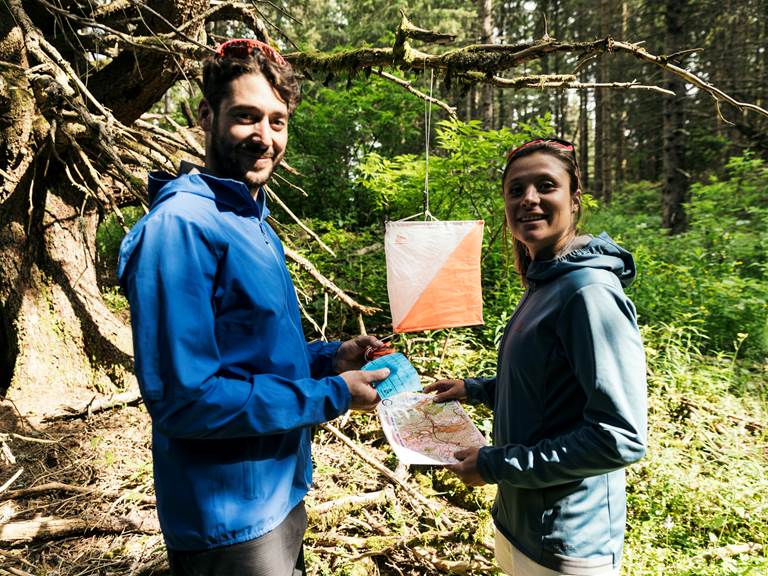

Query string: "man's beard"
[[208, 131, 278, 188]]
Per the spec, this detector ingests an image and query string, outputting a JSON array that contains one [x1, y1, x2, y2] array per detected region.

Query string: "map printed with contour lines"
[[377, 391, 487, 465]]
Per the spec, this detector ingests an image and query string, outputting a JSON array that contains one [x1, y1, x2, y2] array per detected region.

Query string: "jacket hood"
[[526, 232, 636, 287], [147, 170, 269, 220]]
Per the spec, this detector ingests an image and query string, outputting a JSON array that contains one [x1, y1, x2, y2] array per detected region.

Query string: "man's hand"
[[334, 335, 384, 373], [446, 447, 487, 487], [340, 368, 389, 411], [423, 379, 467, 403]]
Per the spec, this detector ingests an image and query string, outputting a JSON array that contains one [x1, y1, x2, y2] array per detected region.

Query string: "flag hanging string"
[[423, 67, 435, 220]]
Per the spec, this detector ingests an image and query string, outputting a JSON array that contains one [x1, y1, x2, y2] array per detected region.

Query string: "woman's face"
[[503, 151, 580, 261]]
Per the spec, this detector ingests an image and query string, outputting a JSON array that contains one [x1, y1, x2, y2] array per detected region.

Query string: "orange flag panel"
[[386, 220, 484, 333]]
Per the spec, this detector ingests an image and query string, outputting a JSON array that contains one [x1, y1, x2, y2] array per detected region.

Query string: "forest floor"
[[0, 384, 500, 576], [1, 336, 767, 576]]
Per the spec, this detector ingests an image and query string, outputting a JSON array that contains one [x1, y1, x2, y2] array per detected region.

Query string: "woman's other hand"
[[423, 379, 467, 403], [446, 447, 487, 487]]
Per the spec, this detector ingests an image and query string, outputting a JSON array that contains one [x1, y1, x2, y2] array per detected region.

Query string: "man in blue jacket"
[[117, 39, 389, 576]]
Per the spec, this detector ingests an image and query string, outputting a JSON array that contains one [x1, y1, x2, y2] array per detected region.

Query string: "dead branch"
[[321, 423, 452, 529], [43, 389, 143, 422], [271, 171, 308, 197], [679, 398, 763, 433], [0, 566, 35, 576], [413, 547, 496, 575], [352, 243, 383, 257], [463, 72, 676, 95], [36, 4, 766, 120], [0, 470, 24, 496], [372, 70, 457, 119], [0, 443, 15, 466], [0, 433, 56, 445], [309, 531, 400, 549], [191, 1, 271, 42], [264, 187, 336, 256], [612, 40, 768, 118], [310, 490, 390, 515], [396, 9, 456, 46], [283, 246, 381, 315], [700, 542, 763, 560], [133, 119, 198, 154], [0, 514, 160, 545], [0, 482, 156, 506]]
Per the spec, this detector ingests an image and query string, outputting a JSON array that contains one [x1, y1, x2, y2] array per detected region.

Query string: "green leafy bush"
[[279, 75, 425, 225], [588, 153, 768, 359]]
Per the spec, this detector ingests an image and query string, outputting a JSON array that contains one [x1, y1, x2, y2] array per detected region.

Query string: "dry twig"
[[0, 481, 155, 506], [321, 423, 452, 529]]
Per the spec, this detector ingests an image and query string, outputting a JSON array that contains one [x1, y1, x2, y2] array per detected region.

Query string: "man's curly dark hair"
[[202, 50, 301, 116]]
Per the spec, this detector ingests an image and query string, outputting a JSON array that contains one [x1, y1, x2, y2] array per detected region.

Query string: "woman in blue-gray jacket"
[[425, 138, 647, 576]]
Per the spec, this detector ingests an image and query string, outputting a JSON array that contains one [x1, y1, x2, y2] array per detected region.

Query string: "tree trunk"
[[597, 0, 613, 202], [579, 85, 590, 189], [661, 0, 688, 232], [478, 0, 494, 129], [593, 78, 604, 199], [612, 1, 629, 189], [0, 156, 135, 421], [0, 2, 207, 420]]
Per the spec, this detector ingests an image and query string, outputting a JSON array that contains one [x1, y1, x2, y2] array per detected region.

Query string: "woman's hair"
[[502, 138, 583, 283], [202, 47, 301, 116]]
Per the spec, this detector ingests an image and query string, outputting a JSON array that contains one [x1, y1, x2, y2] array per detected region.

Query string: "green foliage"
[[96, 207, 145, 287], [622, 322, 768, 576], [286, 220, 392, 337], [102, 286, 130, 315], [358, 115, 553, 222], [587, 153, 768, 358], [265, 0, 480, 51], [280, 75, 425, 225]]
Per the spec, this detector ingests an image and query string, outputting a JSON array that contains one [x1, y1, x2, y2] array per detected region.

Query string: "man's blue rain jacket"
[[117, 171, 351, 551]]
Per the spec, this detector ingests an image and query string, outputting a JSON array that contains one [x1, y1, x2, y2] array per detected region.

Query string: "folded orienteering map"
[[377, 391, 487, 465]]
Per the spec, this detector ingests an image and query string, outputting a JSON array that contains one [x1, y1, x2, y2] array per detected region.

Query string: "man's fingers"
[[363, 368, 390, 383], [357, 335, 383, 349]]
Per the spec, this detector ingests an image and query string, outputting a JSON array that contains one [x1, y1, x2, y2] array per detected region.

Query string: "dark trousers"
[[167, 502, 307, 576]]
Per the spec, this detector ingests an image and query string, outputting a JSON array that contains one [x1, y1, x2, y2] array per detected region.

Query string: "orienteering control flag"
[[385, 220, 484, 333]]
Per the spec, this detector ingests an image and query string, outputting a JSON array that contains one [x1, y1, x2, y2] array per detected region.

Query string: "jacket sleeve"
[[307, 340, 342, 379], [477, 282, 647, 487], [119, 213, 351, 440], [464, 377, 496, 408]]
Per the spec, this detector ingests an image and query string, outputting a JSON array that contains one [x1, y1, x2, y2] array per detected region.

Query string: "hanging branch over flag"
[[3, 0, 768, 323]]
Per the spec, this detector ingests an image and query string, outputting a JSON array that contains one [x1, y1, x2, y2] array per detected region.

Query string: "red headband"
[[506, 138, 575, 161], [215, 38, 287, 66]]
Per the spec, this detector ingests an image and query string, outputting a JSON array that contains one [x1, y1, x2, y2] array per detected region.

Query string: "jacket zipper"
[[496, 280, 537, 370], [491, 280, 538, 413], [257, 218, 308, 348]]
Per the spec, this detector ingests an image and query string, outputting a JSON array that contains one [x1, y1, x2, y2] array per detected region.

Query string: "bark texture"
[[662, 0, 689, 232], [0, 0, 207, 419]]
